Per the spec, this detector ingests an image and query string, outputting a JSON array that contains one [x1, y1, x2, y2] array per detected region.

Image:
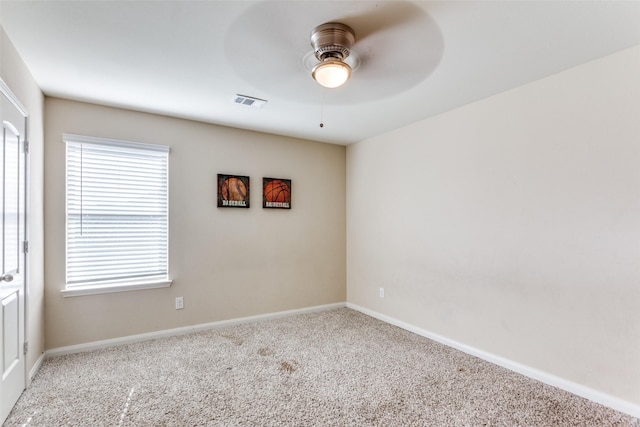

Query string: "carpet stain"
[[221, 334, 243, 346], [279, 361, 297, 373], [257, 347, 274, 357]]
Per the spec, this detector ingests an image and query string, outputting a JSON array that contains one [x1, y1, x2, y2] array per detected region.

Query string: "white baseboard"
[[47, 302, 346, 358], [347, 302, 640, 419], [28, 352, 46, 387]]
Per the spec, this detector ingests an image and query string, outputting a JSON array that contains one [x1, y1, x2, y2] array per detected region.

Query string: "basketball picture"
[[217, 174, 250, 208], [263, 178, 291, 209]]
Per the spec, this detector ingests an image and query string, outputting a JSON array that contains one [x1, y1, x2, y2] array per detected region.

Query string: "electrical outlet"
[[175, 297, 184, 310], [379, 288, 384, 298]]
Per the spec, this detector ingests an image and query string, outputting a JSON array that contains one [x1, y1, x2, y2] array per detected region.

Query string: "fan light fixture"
[[310, 22, 355, 89], [312, 59, 351, 88]]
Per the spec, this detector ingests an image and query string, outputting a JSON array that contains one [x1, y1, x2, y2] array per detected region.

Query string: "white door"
[[0, 81, 27, 424]]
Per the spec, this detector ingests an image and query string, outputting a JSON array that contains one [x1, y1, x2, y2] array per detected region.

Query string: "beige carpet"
[[4, 308, 639, 426]]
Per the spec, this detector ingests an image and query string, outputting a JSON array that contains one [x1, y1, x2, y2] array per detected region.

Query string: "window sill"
[[61, 279, 172, 297]]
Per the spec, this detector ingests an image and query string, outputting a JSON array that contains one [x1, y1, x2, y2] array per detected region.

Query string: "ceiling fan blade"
[[340, 1, 425, 43]]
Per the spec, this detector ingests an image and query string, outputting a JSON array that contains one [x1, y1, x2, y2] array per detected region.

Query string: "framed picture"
[[217, 174, 250, 208], [263, 177, 291, 209]]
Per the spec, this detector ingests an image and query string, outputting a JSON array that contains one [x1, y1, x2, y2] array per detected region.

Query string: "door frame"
[[0, 77, 30, 390]]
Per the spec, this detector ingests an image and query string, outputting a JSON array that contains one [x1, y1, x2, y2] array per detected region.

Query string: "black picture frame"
[[263, 177, 291, 209], [217, 174, 250, 208]]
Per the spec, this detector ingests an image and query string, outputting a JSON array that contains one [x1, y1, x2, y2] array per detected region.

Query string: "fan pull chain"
[[319, 86, 324, 128]]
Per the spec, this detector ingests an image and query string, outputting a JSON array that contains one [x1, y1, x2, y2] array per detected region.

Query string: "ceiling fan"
[[225, 1, 443, 105], [309, 22, 356, 89]]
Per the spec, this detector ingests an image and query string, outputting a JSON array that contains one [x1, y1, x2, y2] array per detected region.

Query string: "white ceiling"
[[1, 1, 639, 145]]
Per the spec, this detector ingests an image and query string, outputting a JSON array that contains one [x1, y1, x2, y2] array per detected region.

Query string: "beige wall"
[[0, 28, 45, 377], [44, 98, 346, 349], [347, 45, 640, 405]]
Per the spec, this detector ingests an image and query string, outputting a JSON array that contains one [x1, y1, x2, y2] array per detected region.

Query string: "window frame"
[[61, 134, 171, 297]]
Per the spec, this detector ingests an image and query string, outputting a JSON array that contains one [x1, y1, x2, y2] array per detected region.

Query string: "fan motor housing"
[[310, 22, 355, 61]]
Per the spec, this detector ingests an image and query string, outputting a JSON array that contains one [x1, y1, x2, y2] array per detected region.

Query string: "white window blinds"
[[65, 134, 169, 289]]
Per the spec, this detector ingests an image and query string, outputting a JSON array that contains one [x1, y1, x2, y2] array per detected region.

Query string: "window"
[[63, 134, 170, 296]]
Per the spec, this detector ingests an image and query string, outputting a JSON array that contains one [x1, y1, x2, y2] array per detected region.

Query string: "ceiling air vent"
[[233, 94, 267, 109]]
